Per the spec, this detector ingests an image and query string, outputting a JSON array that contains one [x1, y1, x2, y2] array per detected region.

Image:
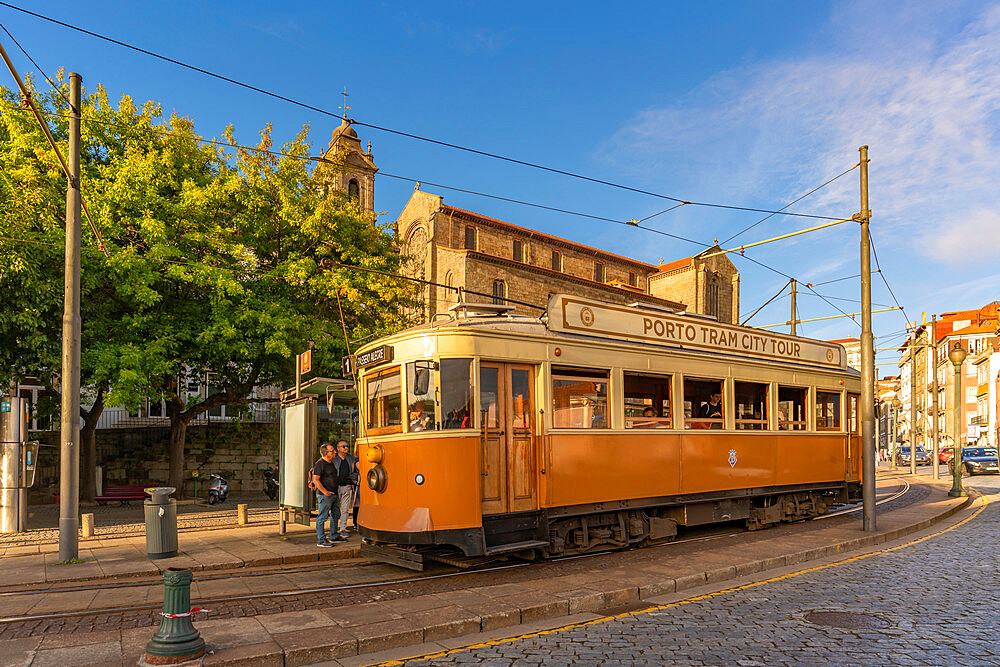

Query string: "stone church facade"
[[324, 121, 740, 324]]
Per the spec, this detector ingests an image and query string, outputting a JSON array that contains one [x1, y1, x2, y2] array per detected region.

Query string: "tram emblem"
[[728, 449, 738, 468], [580, 307, 595, 327], [826, 349, 835, 362]]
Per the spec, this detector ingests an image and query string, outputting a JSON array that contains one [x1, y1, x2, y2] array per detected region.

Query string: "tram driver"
[[408, 402, 432, 432]]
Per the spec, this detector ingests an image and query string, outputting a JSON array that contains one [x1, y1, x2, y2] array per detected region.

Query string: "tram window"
[[816, 391, 842, 431], [406, 361, 437, 432], [440, 358, 473, 429], [552, 367, 609, 429], [684, 378, 724, 429], [365, 367, 402, 433], [624, 372, 672, 429], [734, 381, 768, 430], [777, 386, 807, 431], [849, 393, 859, 434]]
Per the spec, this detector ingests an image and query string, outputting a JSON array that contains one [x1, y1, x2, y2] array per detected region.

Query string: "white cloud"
[[599, 2, 1000, 269]]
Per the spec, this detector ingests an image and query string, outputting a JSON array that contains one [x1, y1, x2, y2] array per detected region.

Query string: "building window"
[[551, 250, 562, 272], [628, 272, 637, 287], [513, 239, 524, 262], [348, 179, 360, 200], [492, 279, 506, 305], [464, 226, 477, 251], [594, 261, 605, 283]]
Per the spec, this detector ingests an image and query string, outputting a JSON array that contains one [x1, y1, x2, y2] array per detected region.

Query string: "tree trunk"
[[80, 388, 105, 502], [168, 417, 187, 498]]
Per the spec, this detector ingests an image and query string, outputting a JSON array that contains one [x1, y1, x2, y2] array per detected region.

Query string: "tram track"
[[0, 479, 916, 634]]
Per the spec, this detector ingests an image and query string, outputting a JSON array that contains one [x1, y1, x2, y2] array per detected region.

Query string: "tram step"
[[484, 539, 549, 555], [361, 543, 426, 571]]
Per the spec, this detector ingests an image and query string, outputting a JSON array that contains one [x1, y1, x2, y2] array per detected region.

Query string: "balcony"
[[978, 382, 989, 397], [971, 414, 987, 426]]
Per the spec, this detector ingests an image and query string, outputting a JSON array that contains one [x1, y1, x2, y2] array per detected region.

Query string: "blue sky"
[[3, 1, 998, 372]]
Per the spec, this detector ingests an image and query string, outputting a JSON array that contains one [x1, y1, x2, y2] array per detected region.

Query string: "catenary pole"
[[58, 73, 82, 562], [789, 279, 797, 336], [931, 315, 940, 479], [909, 330, 918, 476], [859, 145, 876, 532]]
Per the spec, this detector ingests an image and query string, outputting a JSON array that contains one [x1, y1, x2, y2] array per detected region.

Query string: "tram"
[[353, 294, 862, 569]]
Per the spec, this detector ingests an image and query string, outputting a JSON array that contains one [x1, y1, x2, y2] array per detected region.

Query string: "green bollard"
[[144, 568, 206, 664]]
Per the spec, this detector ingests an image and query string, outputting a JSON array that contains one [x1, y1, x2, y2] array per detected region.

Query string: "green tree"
[[1, 74, 412, 497]]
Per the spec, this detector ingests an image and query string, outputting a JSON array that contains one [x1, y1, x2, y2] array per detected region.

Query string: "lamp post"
[[948, 341, 967, 497]]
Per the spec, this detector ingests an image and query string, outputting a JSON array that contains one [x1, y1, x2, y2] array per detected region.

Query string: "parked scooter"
[[207, 472, 229, 504], [263, 465, 279, 501]]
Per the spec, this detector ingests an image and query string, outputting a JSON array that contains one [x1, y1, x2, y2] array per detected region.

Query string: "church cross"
[[339, 87, 351, 120]]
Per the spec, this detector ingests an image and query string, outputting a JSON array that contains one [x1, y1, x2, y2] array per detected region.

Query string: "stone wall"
[[31, 422, 280, 501]]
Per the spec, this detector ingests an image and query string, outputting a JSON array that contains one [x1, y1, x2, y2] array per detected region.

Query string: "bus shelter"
[[278, 377, 356, 533]]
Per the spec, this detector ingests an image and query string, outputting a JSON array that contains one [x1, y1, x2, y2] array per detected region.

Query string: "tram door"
[[479, 363, 536, 515]]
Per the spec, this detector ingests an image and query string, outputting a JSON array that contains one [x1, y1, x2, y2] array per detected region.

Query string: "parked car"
[[939, 447, 954, 464], [897, 446, 932, 466], [949, 447, 1000, 476]]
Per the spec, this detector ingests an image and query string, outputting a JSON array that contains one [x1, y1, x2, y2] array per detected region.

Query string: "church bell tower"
[[321, 91, 377, 213]]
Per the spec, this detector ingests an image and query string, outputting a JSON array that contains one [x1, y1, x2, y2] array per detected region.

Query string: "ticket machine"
[[1, 397, 40, 533]]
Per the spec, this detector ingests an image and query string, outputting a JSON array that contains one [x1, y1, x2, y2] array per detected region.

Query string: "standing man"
[[312, 443, 343, 547], [334, 440, 359, 539]]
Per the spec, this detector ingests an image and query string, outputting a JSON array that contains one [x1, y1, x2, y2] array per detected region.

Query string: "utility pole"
[[931, 315, 940, 480], [59, 73, 82, 562], [789, 279, 797, 336], [889, 402, 897, 471], [859, 145, 876, 532], [909, 328, 918, 476]]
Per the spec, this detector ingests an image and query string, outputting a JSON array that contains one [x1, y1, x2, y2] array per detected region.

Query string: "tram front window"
[[406, 361, 436, 432], [777, 386, 807, 430], [440, 358, 473, 429], [684, 378, 724, 429], [552, 367, 609, 428], [735, 381, 768, 430], [624, 372, 672, 429], [366, 368, 402, 433]]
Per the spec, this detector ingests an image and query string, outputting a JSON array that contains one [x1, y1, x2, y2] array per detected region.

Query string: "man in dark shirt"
[[699, 392, 723, 429], [312, 443, 343, 546]]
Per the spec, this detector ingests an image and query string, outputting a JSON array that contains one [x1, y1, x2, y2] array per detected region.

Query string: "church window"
[[551, 250, 562, 272], [707, 275, 719, 317], [348, 179, 360, 200], [465, 226, 477, 251], [444, 271, 455, 303], [594, 261, 605, 283], [628, 272, 637, 287], [513, 240, 524, 262], [492, 279, 507, 305]]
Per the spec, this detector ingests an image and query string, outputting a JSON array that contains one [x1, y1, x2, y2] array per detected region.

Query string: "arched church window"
[[492, 279, 507, 305], [348, 179, 360, 200], [707, 274, 719, 317]]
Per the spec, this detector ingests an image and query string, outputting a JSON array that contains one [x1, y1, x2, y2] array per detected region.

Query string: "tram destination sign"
[[352, 344, 394, 371], [547, 294, 845, 369]]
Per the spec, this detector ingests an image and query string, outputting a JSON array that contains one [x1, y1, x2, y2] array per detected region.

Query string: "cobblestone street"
[[401, 477, 1000, 666]]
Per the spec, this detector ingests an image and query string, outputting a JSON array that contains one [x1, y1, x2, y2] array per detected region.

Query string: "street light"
[[948, 341, 967, 497], [889, 400, 898, 471]]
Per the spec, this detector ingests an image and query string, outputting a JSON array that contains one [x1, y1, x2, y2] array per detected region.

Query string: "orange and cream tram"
[[353, 294, 862, 569]]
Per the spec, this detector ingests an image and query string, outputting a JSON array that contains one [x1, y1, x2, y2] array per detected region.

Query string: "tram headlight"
[[365, 444, 384, 464], [367, 465, 387, 493]]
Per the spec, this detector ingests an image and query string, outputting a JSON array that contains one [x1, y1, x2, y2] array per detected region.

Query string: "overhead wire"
[[722, 163, 860, 245], [0, 21, 71, 109], [0, 1, 846, 222], [866, 227, 910, 325], [741, 280, 789, 326]]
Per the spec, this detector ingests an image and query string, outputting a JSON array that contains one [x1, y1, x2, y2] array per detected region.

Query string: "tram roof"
[[364, 306, 858, 377]]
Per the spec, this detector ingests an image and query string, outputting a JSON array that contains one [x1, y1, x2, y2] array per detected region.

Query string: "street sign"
[[0, 402, 8, 413], [300, 349, 312, 374]]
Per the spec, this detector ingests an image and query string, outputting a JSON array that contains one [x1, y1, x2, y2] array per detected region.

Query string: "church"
[[322, 119, 740, 324]]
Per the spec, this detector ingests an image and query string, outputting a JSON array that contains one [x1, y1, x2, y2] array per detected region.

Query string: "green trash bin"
[[144, 486, 178, 559]]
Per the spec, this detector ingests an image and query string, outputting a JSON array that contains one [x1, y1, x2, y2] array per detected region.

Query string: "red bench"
[[95, 485, 150, 506]]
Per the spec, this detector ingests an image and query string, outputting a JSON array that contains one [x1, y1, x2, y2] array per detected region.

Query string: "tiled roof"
[[655, 256, 694, 273], [828, 337, 861, 344]]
